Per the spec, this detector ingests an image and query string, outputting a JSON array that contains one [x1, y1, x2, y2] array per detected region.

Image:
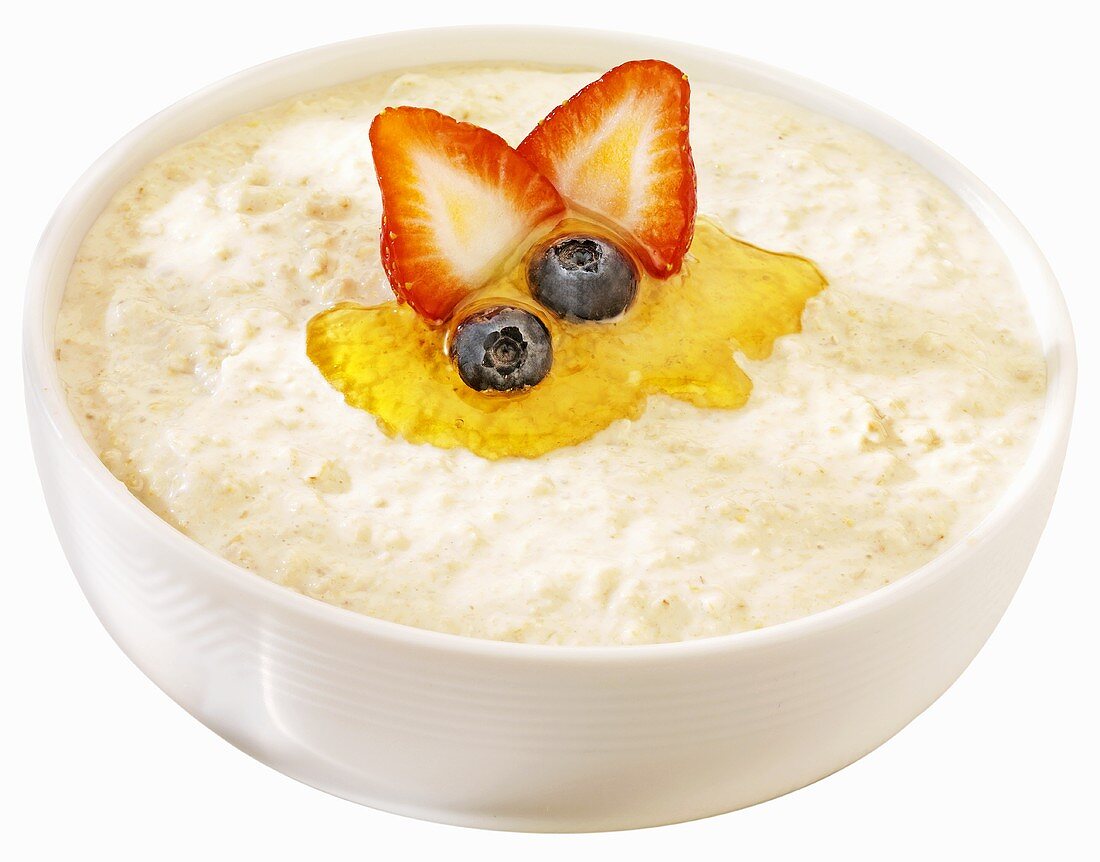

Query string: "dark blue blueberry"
[[451, 306, 552, 392], [528, 235, 638, 321]]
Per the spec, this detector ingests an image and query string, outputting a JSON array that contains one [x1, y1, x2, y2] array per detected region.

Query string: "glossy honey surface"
[[307, 218, 826, 459]]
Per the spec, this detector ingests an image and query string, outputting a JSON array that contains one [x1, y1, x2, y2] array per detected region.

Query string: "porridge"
[[55, 63, 1046, 645]]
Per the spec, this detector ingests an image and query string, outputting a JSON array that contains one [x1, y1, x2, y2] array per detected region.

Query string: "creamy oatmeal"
[[56, 65, 1046, 645]]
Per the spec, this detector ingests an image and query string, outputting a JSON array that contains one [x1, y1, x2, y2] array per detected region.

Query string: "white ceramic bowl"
[[24, 27, 1076, 832]]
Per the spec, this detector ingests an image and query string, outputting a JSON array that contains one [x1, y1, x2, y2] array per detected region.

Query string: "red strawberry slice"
[[517, 60, 696, 278], [370, 107, 566, 323]]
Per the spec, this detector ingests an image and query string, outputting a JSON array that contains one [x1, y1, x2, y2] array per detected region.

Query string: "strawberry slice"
[[517, 60, 696, 278], [370, 107, 566, 322]]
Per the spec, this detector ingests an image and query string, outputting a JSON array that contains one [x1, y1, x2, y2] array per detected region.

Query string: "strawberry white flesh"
[[518, 60, 697, 277], [370, 107, 565, 323]]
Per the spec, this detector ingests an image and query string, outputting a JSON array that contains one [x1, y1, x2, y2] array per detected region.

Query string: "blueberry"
[[451, 306, 553, 392], [528, 235, 638, 321]]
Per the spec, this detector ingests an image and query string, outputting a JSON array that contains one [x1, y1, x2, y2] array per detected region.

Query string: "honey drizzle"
[[306, 218, 826, 459]]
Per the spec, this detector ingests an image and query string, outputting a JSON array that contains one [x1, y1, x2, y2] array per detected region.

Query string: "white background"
[[3, 1, 1097, 858]]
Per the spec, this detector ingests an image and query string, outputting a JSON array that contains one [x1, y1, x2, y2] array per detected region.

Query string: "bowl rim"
[[23, 25, 1078, 663]]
